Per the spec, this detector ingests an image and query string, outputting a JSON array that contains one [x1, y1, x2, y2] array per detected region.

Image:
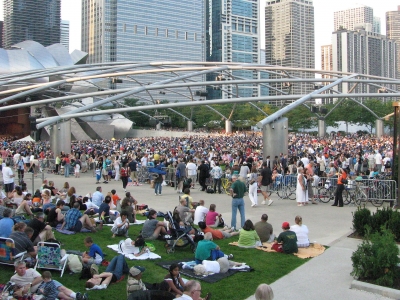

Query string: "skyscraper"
[[3, 0, 61, 49], [206, 0, 261, 99], [386, 6, 400, 79], [265, 0, 315, 95], [334, 5, 379, 33], [81, 0, 204, 64], [332, 27, 397, 95], [60, 20, 70, 52], [0, 21, 3, 48], [81, 0, 205, 101]]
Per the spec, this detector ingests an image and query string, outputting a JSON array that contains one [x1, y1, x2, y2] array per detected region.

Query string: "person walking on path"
[[230, 174, 246, 230], [259, 162, 273, 206]]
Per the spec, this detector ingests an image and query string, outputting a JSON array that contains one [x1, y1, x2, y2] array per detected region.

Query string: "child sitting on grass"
[[82, 236, 104, 265], [37, 271, 88, 299]]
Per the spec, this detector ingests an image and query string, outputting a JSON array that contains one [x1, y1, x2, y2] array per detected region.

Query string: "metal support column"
[[50, 120, 71, 155], [187, 120, 194, 132], [262, 118, 288, 160], [156, 123, 161, 130], [225, 120, 232, 134], [318, 118, 326, 137], [375, 119, 384, 138]]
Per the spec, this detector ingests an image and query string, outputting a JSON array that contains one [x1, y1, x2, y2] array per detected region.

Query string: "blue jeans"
[[64, 164, 70, 177], [231, 198, 245, 229], [154, 182, 162, 194], [106, 255, 129, 280]]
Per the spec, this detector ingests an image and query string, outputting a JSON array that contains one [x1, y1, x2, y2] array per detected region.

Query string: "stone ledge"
[[351, 279, 400, 299]]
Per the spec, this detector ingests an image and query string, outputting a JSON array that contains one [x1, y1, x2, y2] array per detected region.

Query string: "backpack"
[[120, 167, 127, 177], [385, 160, 391, 168], [206, 186, 214, 194]]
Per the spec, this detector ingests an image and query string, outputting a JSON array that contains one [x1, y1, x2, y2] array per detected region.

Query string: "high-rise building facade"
[[332, 28, 397, 95], [321, 44, 333, 75], [82, 0, 204, 64], [0, 21, 3, 48], [265, 0, 315, 95], [334, 6, 379, 33], [60, 20, 70, 52], [206, 0, 261, 99], [81, 0, 205, 101], [386, 6, 400, 79], [3, 0, 61, 49]]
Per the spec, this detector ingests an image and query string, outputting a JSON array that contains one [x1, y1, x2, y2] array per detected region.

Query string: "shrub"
[[352, 206, 371, 236], [370, 207, 392, 234], [387, 211, 400, 242], [351, 227, 400, 287]]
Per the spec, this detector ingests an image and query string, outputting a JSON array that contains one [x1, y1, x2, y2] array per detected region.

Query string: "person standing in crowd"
[[120, 162, 129, 192], [198, 160, 209, 192], [176, 159, 187, 194], [186, 158, 197, 189], [129, 156, 139, 186], [248, 165, 258, 207], [332, 168, 347, 207], [230, 174, 246, 230], [2, 161, 15, 198], [259, 162, 273, 206], [210, 161, 223, 194]]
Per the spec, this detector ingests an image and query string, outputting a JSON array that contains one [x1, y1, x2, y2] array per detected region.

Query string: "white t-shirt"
[[193, 205, 209, 225], [290, 224, 309, 246], [11, 269, 41, 292], [375, 152, 382, 165], [2, 166, 14, 184], [112, 216, 128, 230], [186, 162, 197, 176]]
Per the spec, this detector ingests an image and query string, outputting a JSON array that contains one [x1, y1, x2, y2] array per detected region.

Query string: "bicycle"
[[221, 177, 232, 195]]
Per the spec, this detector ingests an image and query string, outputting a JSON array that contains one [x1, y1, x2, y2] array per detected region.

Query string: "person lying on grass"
[[85, 254, 129, 289]]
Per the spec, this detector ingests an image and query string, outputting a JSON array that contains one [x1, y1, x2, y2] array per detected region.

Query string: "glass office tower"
[[81, 0, 205, 102], [206, 0, 262, 99], [3, 0, 61, 49]]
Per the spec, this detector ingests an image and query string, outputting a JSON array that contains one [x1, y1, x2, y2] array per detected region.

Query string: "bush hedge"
[[352, 206, 400, 242]]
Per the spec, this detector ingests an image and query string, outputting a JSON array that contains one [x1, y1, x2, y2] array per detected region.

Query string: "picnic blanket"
[[55, 224, 91, 235], [229, 242, 326, 259], [107, 244, 161, 260], [156, 259, 253, 283], [100, 219, 145, 227]]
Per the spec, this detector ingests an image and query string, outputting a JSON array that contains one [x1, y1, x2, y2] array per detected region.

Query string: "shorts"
[[102, 169, 108, 176], [87, 253, 103, 265], [4, 183, 14, 193], [188, 175, 197, 182], [144, 233, 159, 240], [260, 185, 269, 192], [130, 171, 138, 180], [72, 220, 83, 232], [25, 163, 30, 167], [221, 231, 232, 238]]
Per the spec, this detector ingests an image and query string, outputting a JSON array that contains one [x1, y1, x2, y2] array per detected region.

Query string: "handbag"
[[341, 179, 348, 184]]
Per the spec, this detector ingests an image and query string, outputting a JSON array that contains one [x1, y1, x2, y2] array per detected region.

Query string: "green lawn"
[[0, 217, 308, 300]]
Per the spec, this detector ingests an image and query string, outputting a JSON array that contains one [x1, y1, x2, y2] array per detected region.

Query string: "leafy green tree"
[[282, 105, 317, 131]]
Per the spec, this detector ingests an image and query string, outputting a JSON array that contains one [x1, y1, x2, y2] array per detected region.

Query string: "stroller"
[[163, 211, 200, 254]]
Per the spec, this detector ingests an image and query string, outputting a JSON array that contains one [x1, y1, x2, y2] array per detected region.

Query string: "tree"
[[282, 105, 317, 131]]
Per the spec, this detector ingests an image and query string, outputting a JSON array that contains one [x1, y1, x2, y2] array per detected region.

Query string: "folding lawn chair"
[[0, 237, 26, 266], [34, 241, 68, 277]]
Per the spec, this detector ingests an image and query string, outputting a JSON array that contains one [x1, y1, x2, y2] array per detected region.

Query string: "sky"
[[0, 0, 397, 69]]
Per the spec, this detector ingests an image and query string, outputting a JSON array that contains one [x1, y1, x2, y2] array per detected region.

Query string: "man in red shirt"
[[198, 221, 239, 240]]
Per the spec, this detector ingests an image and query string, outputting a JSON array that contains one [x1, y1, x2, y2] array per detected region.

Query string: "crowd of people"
[[0, 131, 395, 299]]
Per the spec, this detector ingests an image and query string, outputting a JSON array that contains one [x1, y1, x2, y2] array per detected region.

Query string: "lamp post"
[[393, 102, 400, 207]]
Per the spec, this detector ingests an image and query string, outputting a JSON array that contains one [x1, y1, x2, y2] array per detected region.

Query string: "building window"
[[123, 24, 126, 32], [165, 29, 168, 37], [133, 25, 137, 34], [155, 28, 158, 36], [185, 32, 188, 40], [145, 26, 148, 35]]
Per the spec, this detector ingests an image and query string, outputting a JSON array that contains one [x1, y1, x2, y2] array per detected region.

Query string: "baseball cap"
[[129, 266, 145, 276], [282, 222, 290, 229]]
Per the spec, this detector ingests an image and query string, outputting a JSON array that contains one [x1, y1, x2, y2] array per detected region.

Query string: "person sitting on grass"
[[85, 254, 129, 289], [47, 200, 66, 228], [112, 211, 130, 238], [272, 221, 298, 254], [141, 209, 167, 240], [195, 232, 233, 264], [290, 215, 310, 248], [60, 202, 97, 233], [9, 223, 37, 257], [205, 204, 224, 227], [98, 196, 117, 229], [37, 271, 88, 300], [163, 263, 185, 297], [198, 221, 239, 240], [27, 212, 56, 246], [82, 236, 104, 265], [238, 219, 261, 248]]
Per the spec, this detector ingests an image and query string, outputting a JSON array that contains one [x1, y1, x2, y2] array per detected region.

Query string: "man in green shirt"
[[230, 175, 246, 230], [275, 222, 298, 254]]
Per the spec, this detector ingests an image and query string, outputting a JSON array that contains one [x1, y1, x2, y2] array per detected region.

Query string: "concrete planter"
[[351, 279, 400, 299]]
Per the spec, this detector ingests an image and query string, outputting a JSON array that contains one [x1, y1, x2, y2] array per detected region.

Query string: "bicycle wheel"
[[287, 186, 296, 200], [354, 190, 366, 206], [371, 198, 384, 207], [343, 190, 351, 205], [317, 187, 331, 203], [277, 186, 287, 199]]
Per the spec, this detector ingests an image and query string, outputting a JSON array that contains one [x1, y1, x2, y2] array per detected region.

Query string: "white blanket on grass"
[[107, 244, 161, 260], [93, 218, 145, 226]]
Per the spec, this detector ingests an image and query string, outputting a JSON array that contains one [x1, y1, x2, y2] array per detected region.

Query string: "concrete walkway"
[[14, 171, 393, 299]]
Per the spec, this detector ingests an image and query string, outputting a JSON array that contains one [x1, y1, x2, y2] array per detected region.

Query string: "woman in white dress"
[[248, 165, 258, 207], [290, 215, 309, 248], [296, 167, 308, 206]]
